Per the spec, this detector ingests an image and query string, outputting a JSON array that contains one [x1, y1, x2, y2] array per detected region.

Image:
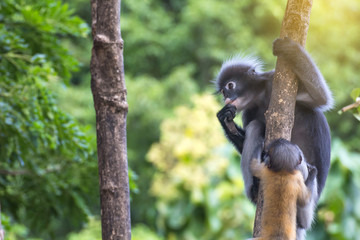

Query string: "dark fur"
[[215, 38, 332, 239], [265, 139, 303, 172]]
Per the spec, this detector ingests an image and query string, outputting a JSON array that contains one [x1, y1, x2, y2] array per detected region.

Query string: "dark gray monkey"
[[215, 38, 332, 239]]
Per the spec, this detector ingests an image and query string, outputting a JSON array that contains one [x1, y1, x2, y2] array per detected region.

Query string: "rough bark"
[[90, 0, 131, 239], [253, 0, 313, 237]]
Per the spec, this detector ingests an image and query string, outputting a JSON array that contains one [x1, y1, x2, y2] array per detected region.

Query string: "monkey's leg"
[[273, 37, 333, 109]]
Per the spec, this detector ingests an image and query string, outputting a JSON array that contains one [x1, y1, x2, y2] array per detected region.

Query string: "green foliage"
[[132, 224, 164, 240], [66, 220, 163, 240], [349, 88, 360, 121], [127, 65, 198, 162], [121, 0, 281, 87], [148, 95, 254, 239], [2, 0, 359, 239], [338, 88, 360, 122], [0, 0, 98, 238], [67, 218, 101, 240], [310, 1, 360, 150], [120, 0, 360, 238], [0, 0, 89, 82], [309, 139, 360, 240], [350, 88, 360, 102], [49, 82, 96, 139], [120, 0, 285, 227], [126, 66, 198, 224]]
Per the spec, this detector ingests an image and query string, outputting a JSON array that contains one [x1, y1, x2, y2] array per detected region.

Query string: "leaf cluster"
[[310, 139, 360, 240], [0, 0, 97, 238]]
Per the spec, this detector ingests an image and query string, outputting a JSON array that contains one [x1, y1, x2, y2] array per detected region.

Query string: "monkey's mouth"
[[225, 96, 252, 112]]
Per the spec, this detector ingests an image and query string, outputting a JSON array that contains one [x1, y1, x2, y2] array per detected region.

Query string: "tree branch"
[[0, 169, 30, 176], [91, 0, 131, 239], [341, 98, 360, 113], [0, 166, 62, 176], [253, 0, 313, 237]]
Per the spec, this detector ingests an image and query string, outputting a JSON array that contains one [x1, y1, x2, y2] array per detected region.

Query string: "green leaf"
[[350, 88, 360, 101]]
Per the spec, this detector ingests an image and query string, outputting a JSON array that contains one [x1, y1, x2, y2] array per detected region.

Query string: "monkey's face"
[[214, 55, 268, 111], [218, 71, 265, 112]]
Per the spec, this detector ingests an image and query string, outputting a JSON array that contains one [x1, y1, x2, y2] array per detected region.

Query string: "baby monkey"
[[250, 138, 316, 240]]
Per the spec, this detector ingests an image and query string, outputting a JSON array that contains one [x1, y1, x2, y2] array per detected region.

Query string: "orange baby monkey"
[[250, 138, 316, 240]]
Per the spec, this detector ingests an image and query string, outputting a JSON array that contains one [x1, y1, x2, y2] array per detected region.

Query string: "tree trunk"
[[252, 0, 313, 237], [90, 0, 131, 239]]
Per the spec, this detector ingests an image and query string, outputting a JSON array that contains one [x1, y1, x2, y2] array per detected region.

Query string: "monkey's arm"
[[273, 38, 333, 110], [297, 164, 318, 230], [241, 120, 265, 203], [217, 104, 245, 153]]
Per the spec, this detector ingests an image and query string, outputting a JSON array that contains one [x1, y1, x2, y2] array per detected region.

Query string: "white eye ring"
[[225, 81, 236, 90]]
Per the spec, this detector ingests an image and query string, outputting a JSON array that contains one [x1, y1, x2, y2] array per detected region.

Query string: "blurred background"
[[1, 0, 360, 239]]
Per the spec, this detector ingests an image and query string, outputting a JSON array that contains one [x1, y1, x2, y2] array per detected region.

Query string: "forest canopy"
[[1, 0, 360, 239]]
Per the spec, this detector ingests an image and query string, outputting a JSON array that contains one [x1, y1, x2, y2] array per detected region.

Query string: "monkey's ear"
[[248, 67, 258, 79]]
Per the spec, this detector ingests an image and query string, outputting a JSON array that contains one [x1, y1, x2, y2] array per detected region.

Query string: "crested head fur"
[[213, 54, 264, 93]]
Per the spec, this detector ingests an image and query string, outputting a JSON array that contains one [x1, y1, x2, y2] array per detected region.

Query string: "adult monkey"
[[215, 0, 331, 238], [215, 37, 333, 239]]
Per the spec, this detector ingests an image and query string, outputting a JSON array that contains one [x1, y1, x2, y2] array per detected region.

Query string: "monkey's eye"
[[298, 155, 303, 165], [225, 81, 236, 90]]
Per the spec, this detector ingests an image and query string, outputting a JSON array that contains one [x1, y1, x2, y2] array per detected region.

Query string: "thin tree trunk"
[[252, 0, 313, 237], [90, 0, 131, 239]]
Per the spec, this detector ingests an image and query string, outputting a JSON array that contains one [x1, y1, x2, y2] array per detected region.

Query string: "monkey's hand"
[[217, 104, 236, 122], [272, 37, 300, 57], [217, 104, 245, 153]]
